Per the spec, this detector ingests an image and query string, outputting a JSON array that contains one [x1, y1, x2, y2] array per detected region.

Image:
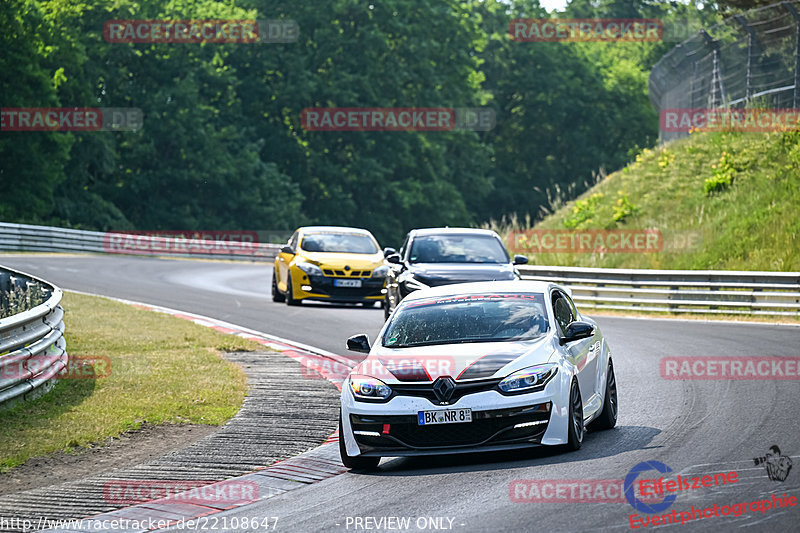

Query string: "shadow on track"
[[275, 301, 383, 311], [357, 425, 661, 476]]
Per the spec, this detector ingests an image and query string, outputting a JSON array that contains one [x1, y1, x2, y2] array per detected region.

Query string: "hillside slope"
[[504, 129, 800, 271]]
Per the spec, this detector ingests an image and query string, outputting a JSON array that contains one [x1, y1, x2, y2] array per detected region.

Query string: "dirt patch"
[[0, 423, 218, 496]]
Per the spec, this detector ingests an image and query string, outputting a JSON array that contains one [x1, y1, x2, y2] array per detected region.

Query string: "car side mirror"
[[346, 334, 371, 353], [513, 255, 528, 265], [559, 321, 594, 345], [383, 247, 397, 258], [386, 253, 401, 264], [280, 245, 294, 254]]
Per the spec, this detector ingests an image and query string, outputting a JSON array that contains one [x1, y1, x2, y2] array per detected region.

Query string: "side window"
[[289, 232, 299, 250], [399, 235, 410, 260], [552, 292, 574, 333]]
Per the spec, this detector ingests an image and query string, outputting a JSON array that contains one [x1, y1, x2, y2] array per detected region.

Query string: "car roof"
[[408, 227, 501, 238], [403, 280, 555, 301], [298, 226, 374, 235]]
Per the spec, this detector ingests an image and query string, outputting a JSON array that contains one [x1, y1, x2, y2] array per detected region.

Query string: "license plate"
[[417, 408, 472, 425], [334, 279, 362, 288]]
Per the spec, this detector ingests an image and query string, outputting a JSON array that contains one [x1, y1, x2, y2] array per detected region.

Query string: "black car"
[[382, 228, 528, 319]]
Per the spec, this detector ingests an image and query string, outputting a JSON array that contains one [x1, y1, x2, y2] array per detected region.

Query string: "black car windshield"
[[383, 293, 549, 348], [409, 234, 509, 264], [300, 233, 379, 254]]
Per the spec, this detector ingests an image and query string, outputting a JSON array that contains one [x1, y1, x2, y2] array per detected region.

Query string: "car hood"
[[407, 263, 516, 286], [354, 335, 555, 383], [299, 251, 383, 268]]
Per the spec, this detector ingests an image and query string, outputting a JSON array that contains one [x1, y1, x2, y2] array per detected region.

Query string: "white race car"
[[339, 280, 617, 470]]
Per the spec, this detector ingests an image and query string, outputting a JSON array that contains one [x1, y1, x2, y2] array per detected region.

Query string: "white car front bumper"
[[340, 371, 572, 457]]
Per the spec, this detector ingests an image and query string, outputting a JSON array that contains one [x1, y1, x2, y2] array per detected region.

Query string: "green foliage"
[[564, 193, 605, 229], [0, 0, 723, 245], [612, 191, 638, 222], [704, 151, 736, 194], [0, 282, 47, 319]]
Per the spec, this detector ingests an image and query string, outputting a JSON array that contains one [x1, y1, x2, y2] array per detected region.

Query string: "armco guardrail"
[[518, 265, 800, 317], [0, 222, 281, 261], [0, 266, 68, 407]]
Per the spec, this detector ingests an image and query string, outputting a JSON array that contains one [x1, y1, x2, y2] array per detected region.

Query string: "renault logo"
[[432, 376, 456, 403]]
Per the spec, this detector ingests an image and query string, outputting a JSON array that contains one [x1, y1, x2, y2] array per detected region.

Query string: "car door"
[[552, 289, 597, 409], [276, 231, 298, 291]]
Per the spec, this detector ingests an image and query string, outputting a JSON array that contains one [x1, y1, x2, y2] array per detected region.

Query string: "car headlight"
[[371, 265, 390, 278], [498, 364, 558, 394], [295, 261, 323, 276], [349, 375, 392, 401]]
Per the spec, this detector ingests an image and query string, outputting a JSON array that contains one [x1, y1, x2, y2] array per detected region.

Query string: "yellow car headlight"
[[295, 260, 323, 276]]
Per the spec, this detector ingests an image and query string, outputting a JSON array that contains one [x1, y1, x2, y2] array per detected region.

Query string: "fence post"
[[735, 15, 756, 102], [702, 30, 727, 108]]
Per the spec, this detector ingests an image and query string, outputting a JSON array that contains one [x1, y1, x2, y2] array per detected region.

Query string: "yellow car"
[[272, 226, 389, 306]]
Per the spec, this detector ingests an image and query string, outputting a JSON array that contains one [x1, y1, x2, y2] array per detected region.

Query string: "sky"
[[540, 0, 568, 10]]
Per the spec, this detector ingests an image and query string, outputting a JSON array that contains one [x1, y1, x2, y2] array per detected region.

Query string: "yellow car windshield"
[[300, 233, 379, 254]]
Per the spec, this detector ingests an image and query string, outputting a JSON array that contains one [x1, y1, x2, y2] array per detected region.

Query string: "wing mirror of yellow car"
[[280, 245, 294, 254], [386, 253, 401, 264], [346, 334, 371, 353], [383, 247, 397, 257]]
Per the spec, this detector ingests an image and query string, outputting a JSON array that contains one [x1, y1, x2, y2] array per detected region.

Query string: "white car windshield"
[[383, 293, 549, 348]]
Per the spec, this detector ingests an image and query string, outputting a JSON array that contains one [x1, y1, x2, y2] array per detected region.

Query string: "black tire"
[[339, 416, 380, 471], [589, 360, 617, 431], [285, 273, 301, 306], [271, 273, 285, 302], [565, 379, 584, 451]]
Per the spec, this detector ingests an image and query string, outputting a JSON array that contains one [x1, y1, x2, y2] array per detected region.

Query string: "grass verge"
[[0, 291, 261, 473]]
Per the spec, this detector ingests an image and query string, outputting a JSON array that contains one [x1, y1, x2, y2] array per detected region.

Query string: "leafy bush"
[[612, 191, 639, 222], [704, 152, 737, 194], [564, 193, 605, 229], [0, 284, 47, 319], [657, 149, 675, 169]]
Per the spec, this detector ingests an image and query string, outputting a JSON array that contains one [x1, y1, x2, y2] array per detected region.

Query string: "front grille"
[[351, 403, 550, 450], [304, 275, 383, 299], [391, 378, 502, 403], [322, 269, 372, 277]]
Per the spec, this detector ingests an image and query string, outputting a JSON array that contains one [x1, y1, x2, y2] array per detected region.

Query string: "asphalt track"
[[1, 254, 799, 533]]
